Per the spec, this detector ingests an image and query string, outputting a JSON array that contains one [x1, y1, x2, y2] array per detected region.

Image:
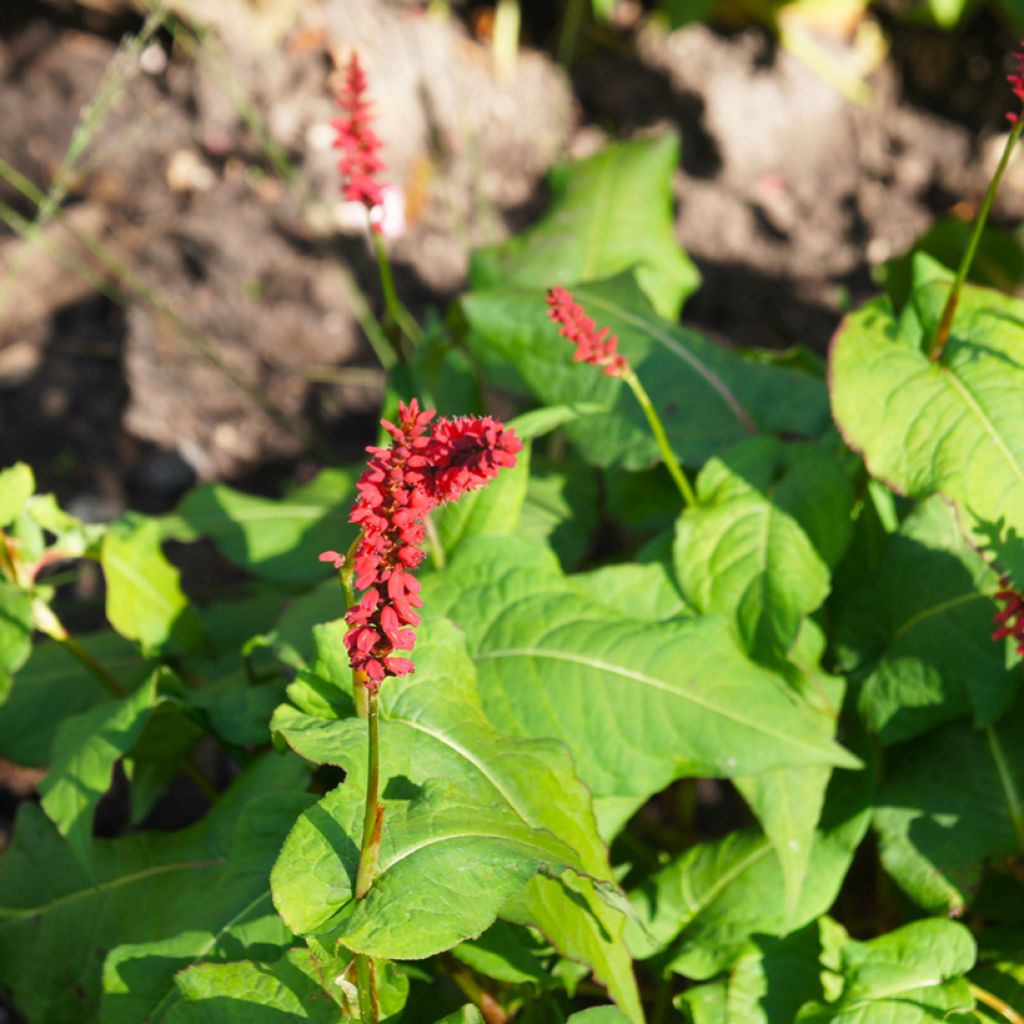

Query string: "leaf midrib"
[[474, 647, 849, 764]]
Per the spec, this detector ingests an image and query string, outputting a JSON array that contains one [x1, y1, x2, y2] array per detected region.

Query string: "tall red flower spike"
[[332, 52, 386, 215], [342, 400, 521, 689], [546, 286, 628, 378], [1008, 43, 1024, 124], [993, 575, 1024, 656]]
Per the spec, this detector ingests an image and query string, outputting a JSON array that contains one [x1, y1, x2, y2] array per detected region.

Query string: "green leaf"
[[725, 920, 847, 1024], [425, 539, 860, 823], [102, 516, 200, 652], [271, 778, 577, 960], [0, 578, 33, 687], [674, 438, 851, 664], [795, 919, 977, 1022], [38, 671, 161, 868], [628, 769, 872, 979], [0, 631, 147, 766], [176, 468, 357, 585], [0, 754, 311, 1024], [829, 282, 1024, 585], [676, 980, 729, 1024], [470, 135, 699, 319], [436, 1009, 485, 1024], [873, 693, 1024, 915], [275, 616, 642, 1020], [569, 561, 688, 622], [163, 947, 409, 1024], [567, 1009, 634, 1024], [517, 454, 600, 570], [0, 462, 34, 527], [452, 921, 551, 986], [838, 496, 1019, 745], [463, 275, 830, 472]]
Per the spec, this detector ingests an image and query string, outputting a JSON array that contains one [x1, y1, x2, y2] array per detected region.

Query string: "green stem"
[[372, 231, 422, 354], [33, 600, 127, 698], [623, 369, 698, 510], [355, 953, 379, 1024], [355, 688, 383, 900], [558, 0, 587, 66], [971, 982, 1024, 1024], [930, 117, 1024, 363]]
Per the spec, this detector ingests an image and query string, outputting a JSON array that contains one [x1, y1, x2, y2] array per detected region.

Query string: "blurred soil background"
[[0, 0, 1022, 520]]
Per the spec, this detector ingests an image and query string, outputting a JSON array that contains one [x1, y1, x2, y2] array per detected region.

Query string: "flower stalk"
[[929, 51, 1024, 363], [355, 683, 384, 901]]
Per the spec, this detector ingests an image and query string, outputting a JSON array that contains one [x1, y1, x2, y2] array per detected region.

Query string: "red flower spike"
[[546, 285, 629, 378], [332, 52, 386, 217], [340, 399, 521, 691], [1008, 43, 1024, 124], [993, 575, 1024, 656]]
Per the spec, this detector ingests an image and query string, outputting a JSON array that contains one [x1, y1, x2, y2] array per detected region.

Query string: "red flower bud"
[[546, 286, 628, 378]]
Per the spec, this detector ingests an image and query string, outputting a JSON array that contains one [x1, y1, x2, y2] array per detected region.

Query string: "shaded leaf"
[[176, 469, 356, 585], [873, 693, 1024, 915], [0, 754, 310, 1024], [0, 462, 34, 527], [838, 496, 1018, 745], [470, 135, 699, 319]]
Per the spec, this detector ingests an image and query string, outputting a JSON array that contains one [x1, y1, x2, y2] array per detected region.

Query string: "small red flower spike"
[[993, 575, 1024, 656], [1007, 43, 1024, 124], [340, 400, 521, 691], [319, 550, 346, 569], [332, 52, 386, 217], [546, 286, 628, 378]]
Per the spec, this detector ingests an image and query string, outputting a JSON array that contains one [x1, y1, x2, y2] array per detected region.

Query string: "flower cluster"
[[546, 286, 628, 378], [332, 52, 386, 213], [993, 575, 1024, 656], [339, 400, 521, 688], [1008, 43, 1024, 124]]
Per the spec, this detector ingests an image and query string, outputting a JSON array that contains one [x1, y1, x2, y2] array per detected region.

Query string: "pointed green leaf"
[[0, 578, 32, 686], [628, 769, 871, 979], [674, 438, 851, 664], [425, 539, 860, 819], [102, 516, 199, 652], [176, 469, 357, 585], [38, 671, 161, 868], [271, 778, 577, 961], [470, 135, 699, 319], [0, 462, 34, 527], [829, 283, 1024, 584], [273, 616, 643, 1021], [838, 496, 1019, 745], [0, 754, 310, 1024], [463, 276, 829, 472], [873, 694, 1024, 914]]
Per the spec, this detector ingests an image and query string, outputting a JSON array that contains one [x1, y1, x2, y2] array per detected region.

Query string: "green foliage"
[[470, 136, 699, 320]]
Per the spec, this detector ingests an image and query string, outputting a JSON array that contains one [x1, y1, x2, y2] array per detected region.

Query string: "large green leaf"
[[0, 462, 34, 527], [0, 631, 148, 766], [176, 468, 357, 585], [873, 693, 1024, 915], [470, 134, 699, 319], [425, 538, 859, 825], [272, 617, 643, 1020], [829, 276, 1024, 585], [517, 455, 600, 570], [627, 768, 871, 979], [102, 516, 201, 653], [838, 496, 1019, 745], [674, 438, 851, 664], [462, 276, 830, 471], [795, 919, 977, 1022], [271, 777, 577, 961], [162, 947, 409, 1024], [0, 754, 310, 1024], [38, 671, 161, 869]]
